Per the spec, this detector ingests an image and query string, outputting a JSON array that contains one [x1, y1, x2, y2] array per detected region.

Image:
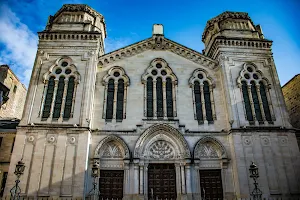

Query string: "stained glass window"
[[260, 82, 272, 122], [106, 79, 114, 120], [63, 76, 75, 119], [116, 79, 124, 121], [242, 81, 253, 121], [204, 81, 213, 122], [53, 76, 65, 118], [251, 81, 262, 122], [156, 77, 163, 118], [194, 81, 203, 122], [166, 78, 173, 118], [42, 77, 55, 119], [147, 77, 153, 118]]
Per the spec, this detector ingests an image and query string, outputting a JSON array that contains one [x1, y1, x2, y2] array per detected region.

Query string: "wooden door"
[[148, 164, 176, 200], [200, 170, 223, 200], [99, 170, 123, 200]]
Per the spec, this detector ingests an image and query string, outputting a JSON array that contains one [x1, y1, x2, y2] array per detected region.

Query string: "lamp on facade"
[[10, 160, 25, 200], [249, 161, 262, 200], [87, 163, 100, 200]]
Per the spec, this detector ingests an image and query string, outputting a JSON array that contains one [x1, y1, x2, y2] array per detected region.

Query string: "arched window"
[[41, 57, 80, 121], [259, 81, 272, 122], [146, 77, 154, 117], [64, 76, 75, 119], [204, 81, 213, 123], [106, 79, 115, 120], [142, 58, 177, 119], [156, 77, 163, 118], [53, 76, 65, 119], [242, 81, 253, 122], [42, 77, 55, 119], [238, 63, 274, 124], [166, 78, 173, 118], [116, 79, 125, 121], [189, 69, 216, 124], [102, 67, 129, 122], [194, 81, 203, 122]]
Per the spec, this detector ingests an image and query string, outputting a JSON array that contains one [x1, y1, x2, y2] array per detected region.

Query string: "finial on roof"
[[153, 24, 164, 35]]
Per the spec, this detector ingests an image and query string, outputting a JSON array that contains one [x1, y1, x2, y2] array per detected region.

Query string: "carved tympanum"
[[100, 142, 123, 158], [149, 140, 174, 159]]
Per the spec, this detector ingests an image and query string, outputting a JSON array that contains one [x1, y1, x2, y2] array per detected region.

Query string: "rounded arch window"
[[55, 68, 62, 74], [61, 61, 68, 67]]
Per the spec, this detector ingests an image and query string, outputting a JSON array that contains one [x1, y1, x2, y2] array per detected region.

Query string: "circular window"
[[244, 74, 250, 79], [247, 67, 253, 72], [198, 74, 204, 79], [55, 68, 62, 74], [151, 70, 158, 75], [161, 70, 167, 76], [114, 72, 120, 77], [253, 74, 259, 79], [61, 61, 68, 67], [65, 69, 72, 74], [156, 63, 162, 68]]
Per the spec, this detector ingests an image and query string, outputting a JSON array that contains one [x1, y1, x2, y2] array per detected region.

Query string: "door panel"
[[200, 170, 223, 200], [148, 164, 176, 200], [99, 170, 124, 199]]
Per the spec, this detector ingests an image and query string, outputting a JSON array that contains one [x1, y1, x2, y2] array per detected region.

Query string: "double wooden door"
[[148, 164, 177, 200], [199, 170, 223, 200], [99, 170, 124, 199]]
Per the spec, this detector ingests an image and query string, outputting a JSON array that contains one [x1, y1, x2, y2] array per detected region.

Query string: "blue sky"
[[0, 0, 299, 86]]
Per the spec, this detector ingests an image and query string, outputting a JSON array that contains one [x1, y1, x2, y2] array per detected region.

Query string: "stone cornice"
[[202, 11, 254, 41], [206, 36, 273, 59], [98, 36, 219, 70], [38, 31, 102, 41]]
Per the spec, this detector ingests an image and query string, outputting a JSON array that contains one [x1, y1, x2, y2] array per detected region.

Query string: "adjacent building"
[[3, 4, 300, 200], [0, 65, 27, 197]]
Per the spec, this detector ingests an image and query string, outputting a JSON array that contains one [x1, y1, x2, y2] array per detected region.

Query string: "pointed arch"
[[94, 135, 130, 159], [134, 124, 191, 159]]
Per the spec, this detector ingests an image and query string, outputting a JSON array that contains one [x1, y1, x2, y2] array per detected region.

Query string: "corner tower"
[[4, 4, 106, 199]]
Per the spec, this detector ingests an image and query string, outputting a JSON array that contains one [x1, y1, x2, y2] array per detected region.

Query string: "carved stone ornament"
[[98, 37, 218, 70], [279, 136, 288, 146], [47, 135, 57, 144], [243, 136, 252, 146], [67, 136, 77, 145], [194, 136, 227, 159], [134, 124, 191, 159], [94, 135, 130, 159], [26, 135, 35, 143], [261, 136, 270, 146], [148, 140, 175, 159], [100, 142, 123, 158]]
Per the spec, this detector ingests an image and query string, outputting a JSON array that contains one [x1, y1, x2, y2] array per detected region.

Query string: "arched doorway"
[[94, 135, 130, 199], [134, 124, 191, 199]]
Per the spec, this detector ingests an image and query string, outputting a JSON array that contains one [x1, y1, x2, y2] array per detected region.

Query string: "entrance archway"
[[134, 124, 191, 199]]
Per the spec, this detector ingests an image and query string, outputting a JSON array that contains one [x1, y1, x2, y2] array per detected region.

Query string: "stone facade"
[[3, 5, 300, 200], [0, 65, 27, 120], [282, 74, 300, 129]]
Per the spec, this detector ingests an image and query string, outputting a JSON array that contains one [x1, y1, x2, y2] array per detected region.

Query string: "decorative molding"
[[67, 135, 77, 145], [100, 142, 123, 158], [243, 136, 252, 146], [194, 136, 227, 159], [26, 135, 36, 144], [94, 135, 130, 159], [148, 140, 175, 159], [261, 136, 270, 146], [134, 123, 191, 159], [279, 136, 288, 146], [46, 134, 57, 144], [98, 37, 218, 70]]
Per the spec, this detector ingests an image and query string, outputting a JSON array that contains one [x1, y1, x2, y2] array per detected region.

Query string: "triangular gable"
[[98, 35, 219, 70]]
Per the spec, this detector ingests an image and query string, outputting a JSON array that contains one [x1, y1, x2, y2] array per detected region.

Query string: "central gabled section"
[[141, 58, 177, 119]]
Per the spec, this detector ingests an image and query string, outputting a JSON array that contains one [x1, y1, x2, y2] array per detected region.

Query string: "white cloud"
[[104, 37, 133, 54], [0, 4, 38, 87]]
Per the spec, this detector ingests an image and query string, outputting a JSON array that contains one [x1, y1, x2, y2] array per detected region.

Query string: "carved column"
[[200, 84, 207, 123], [112, 81, 118, 120], [181, 163, 186, 194], [123, 84, 128, 119], [143, 163, 149, 198], [39, 80, 48, 117], [133, 162, 140, 195], [49, 80, 59, 118], [266, 86, 276, 121], [124, 160, 130, 196], [175, 163, 182, 197], [139, 163, 144, 194], [185, 164, 192, 194]]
